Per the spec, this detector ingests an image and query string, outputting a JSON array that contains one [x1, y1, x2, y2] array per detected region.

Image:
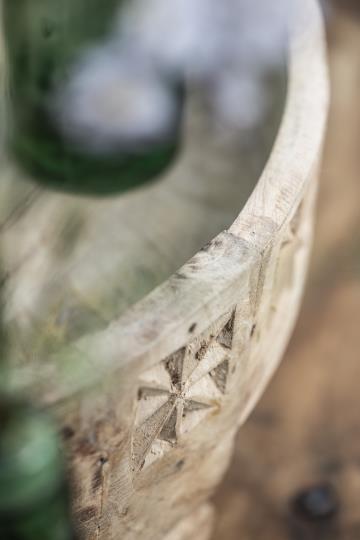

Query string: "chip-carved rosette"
[[128, 179, 316, 484], [131, 310, 237, 475]]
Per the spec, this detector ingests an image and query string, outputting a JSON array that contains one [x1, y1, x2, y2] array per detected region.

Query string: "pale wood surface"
[[0, 1, 329, 539]]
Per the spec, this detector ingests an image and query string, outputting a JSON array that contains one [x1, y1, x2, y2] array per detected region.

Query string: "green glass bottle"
[[3, 0, 184, 195], [0, 401, 76, 540]]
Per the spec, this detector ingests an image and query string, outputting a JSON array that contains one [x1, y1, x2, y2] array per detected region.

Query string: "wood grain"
[[212, 10, 360, 540], [0, 1, 329, 538]]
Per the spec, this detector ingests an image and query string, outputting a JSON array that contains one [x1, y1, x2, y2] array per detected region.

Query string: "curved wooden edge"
[[10, 0, 329, 404], [230, 0, 329, 243]]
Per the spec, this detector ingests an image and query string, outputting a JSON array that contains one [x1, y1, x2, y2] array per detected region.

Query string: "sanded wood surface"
[[212, 10, 360, 539], [0, 1, 329, 539]]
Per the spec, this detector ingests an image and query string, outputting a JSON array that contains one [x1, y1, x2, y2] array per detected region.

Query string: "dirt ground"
[[212, 9, 360, 540]]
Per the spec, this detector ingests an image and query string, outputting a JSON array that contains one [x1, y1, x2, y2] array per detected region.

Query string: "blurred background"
[[212, 2, 360, 538]]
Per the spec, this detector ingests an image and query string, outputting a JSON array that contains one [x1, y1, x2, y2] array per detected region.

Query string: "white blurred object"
[[51, 46, 179, 154], [123, 0, 294, 130], [52, 0, 296, 153], [121, 0, 293, 73]]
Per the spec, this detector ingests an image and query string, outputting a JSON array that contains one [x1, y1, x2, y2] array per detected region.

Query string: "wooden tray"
[[0, 0, 328, 538]]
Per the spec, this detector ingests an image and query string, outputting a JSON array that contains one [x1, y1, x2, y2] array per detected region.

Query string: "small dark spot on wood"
[[213, 238, 223, 248], [189, 323, 197, 333], [250, 324, 257, 337], [77, 506, 97, 523], [61, 426, 75, 440], [175, 271, 187, 280], [176, 460, 185, 471], [200, 240, 212, 252], [188, 262, 199, 271], [99, 456, 108, 465]]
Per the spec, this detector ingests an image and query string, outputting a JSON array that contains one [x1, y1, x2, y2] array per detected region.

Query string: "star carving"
[[131, 312, 235, 474]]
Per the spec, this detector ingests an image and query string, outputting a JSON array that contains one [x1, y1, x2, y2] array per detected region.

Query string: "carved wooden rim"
[[13, 0, 329, 403]]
